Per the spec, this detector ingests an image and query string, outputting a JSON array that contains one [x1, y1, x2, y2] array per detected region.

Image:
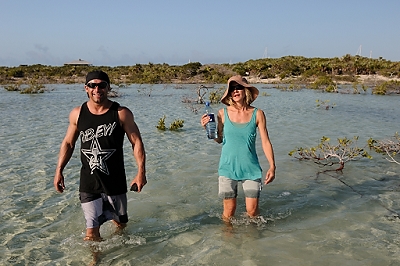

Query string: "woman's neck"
[[232, 101, 248, 111]]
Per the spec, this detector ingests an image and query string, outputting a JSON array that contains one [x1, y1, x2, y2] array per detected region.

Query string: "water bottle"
[[204, 102, 217, 139]]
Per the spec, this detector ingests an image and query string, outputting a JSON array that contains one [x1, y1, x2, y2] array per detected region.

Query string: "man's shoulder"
[[71, 105, 82, 116], [68, 105, 82, 126], [116, 105, 134, 122], [115, 103, 132, 113]]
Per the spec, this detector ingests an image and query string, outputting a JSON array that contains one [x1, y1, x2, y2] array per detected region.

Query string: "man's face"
[[85, 79, 109, 104]]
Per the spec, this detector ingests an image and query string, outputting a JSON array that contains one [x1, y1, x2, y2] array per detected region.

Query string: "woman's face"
[[229, 82, 245, 102]]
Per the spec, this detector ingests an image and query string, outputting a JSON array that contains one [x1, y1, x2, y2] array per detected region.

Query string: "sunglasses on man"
[[86, 81, 108, 89]]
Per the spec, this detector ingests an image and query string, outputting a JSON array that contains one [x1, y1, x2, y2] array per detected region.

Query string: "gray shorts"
[[80, 192, 128, 228], [218, 176, 262, 199]]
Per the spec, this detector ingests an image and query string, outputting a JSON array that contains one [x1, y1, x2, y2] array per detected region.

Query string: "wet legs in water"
[[222, 197, 259, 222]]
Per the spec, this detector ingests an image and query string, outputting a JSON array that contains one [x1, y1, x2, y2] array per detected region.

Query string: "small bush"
[[156, 115, 166, 131], [156, 116, 184, 131], [169, 119, 184, 131]]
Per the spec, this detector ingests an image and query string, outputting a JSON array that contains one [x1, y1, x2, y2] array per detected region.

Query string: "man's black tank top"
[[77, 101, 127, 195]]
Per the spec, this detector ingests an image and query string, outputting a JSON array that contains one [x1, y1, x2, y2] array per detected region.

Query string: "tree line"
[[1, 54, 399, 87]]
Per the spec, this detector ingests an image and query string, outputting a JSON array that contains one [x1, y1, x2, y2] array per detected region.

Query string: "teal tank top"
[[218, 107, 262, 180]]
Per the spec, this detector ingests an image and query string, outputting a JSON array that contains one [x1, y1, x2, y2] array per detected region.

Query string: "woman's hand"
[[264, 167, 275, 185], [200, 114, 210, 128]]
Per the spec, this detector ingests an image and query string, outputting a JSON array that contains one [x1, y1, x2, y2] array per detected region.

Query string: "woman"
[[201, 75, 276, 221]]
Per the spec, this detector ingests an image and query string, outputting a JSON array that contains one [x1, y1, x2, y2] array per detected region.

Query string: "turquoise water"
[[0, 84, 399, 265]]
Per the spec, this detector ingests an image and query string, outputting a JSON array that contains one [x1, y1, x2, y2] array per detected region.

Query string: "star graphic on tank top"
[[81, 138, 115, 175]]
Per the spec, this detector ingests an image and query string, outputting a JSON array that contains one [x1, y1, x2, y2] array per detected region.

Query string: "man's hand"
[[54, 172, 65, 193], [130, 174, 147, 192]]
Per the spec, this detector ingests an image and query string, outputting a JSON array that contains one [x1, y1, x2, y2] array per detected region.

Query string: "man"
[[53, 70, 146, 241]]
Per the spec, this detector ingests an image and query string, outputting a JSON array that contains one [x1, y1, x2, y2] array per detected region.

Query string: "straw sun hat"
[[220, 75, 259, 105]]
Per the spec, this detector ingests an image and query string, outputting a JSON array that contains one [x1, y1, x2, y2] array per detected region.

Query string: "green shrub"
[[156, 116, 184, 131], [169, 119, 184, 131], [156, 116, 166, 131]]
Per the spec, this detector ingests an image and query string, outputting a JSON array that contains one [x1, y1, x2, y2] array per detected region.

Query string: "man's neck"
[[87, 99, 112, 115]]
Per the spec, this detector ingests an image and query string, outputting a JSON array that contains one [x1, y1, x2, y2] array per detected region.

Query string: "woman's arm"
[[200, 108, 224, 144], [257, 109, 276, 185]]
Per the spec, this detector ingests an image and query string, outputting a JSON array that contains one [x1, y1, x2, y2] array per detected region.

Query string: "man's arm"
[[54, 107, 80, 193], [119, 107, 147, 192]]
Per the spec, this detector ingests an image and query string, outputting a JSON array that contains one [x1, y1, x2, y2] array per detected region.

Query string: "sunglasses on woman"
[[230, 84, 245, 91], [86, 81, 108, 89]]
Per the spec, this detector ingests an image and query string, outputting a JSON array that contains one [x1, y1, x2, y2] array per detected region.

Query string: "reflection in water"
[[0, 85, 400, 265]]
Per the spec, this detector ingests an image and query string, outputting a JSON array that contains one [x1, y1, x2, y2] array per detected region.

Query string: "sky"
[[1, 0, 399, 67]]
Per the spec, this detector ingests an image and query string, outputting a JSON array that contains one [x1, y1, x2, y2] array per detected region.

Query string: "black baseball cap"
[[85, 70, 110, 85]]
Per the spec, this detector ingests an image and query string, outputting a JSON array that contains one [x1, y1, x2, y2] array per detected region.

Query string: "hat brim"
[[221, 76, 259, 105]]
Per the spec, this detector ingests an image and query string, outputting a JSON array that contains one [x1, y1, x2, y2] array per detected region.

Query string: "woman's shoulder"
[[253, 107, 265, 117], [248, 105, 263, 115], [255, 107, 264, 112]]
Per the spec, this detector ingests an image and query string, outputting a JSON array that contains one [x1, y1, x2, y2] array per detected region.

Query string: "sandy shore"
[[246, 74, 400, 85], [3, 74, 400, 87]]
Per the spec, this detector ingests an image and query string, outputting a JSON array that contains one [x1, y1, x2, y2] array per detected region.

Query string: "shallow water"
[[0, 84, 399, 265]]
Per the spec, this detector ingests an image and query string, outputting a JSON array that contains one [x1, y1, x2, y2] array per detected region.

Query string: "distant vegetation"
[[1, 54, 400, 94], [1, 54, 400, 84]]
